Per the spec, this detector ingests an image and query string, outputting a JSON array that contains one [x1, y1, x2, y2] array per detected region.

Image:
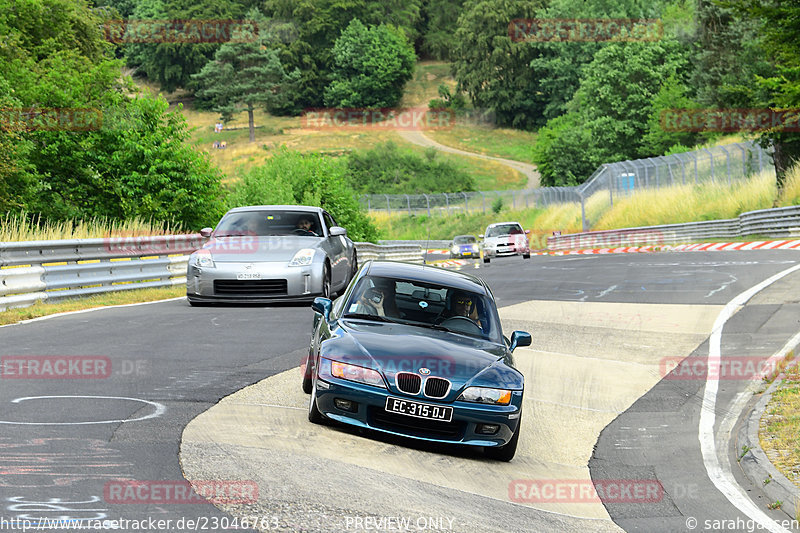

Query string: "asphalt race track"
[[2, 250, 800, 532]]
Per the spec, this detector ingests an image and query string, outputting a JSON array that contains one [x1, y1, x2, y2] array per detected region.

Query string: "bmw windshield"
[[342, 275, 503, 343]]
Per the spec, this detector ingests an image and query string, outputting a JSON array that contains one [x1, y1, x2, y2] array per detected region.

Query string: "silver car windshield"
[[342, 275, 502, 343], [485, 224, 523, 238], [214, 211, 322, 237]]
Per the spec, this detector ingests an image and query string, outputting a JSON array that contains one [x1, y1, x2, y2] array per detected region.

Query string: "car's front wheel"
[[523, 252, 531, 259], [308, 381, 326, 424], [321, 264, 331, 298], [302, 353, 313, 394], [484, 415, 521, 462]]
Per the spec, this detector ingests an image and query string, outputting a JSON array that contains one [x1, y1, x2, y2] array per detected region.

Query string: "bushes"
[[228, 149, 379, 242], [347, 141, 474, 194]]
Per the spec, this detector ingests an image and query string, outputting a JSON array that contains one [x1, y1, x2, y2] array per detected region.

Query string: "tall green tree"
[[192, 9, 300, 142], [722, 0, 800, 190], [324, 19, 416, 109], [123, 0, 238, 93], [261, 0, 421, 112], [419, 0, 465, 60], [451, 0, 543, 128]]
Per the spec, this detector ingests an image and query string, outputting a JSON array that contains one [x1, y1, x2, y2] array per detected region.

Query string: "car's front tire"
[[483, 256, 490, 264], [522, 252, 531, 259], [321, 264, 331, 299], [484, 415, 521, 462], [302, 354, 313, 394], [308, 382, 326, 424]]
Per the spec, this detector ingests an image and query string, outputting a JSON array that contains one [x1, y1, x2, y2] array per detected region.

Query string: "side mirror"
[[329, 226, 347, 237], [200, 227, 213, 237], [525, 230, 531, 234], [509, 331, 532, 352], [312, 297, 332, 321], [479, 234, 484, 238]]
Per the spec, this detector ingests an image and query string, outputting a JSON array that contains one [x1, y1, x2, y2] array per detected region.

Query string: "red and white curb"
[[673, 240, 800, 252]]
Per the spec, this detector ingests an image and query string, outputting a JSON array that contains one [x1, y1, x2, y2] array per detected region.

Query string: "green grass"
[[427, 125, 538, 165], [0, 286, 184, 326]]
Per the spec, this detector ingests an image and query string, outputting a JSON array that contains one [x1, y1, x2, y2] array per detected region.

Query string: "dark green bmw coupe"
[[302, 260, 531, 461]]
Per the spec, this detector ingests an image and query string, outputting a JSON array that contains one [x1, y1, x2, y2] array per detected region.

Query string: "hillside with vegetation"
[[1, 0, 798, 242]]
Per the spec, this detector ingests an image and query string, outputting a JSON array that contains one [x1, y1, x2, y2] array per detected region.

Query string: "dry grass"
[[0, 213, 183, 242], [427, 125, 538, 165], [592, 170, 777, 230], [400, 61, 456, 108], [760, 361, 800, 491], [0, 286, 185, 325], [778, 163, 800, 207]]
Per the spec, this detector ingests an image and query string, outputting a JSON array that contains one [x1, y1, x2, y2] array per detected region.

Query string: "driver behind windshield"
[[440, 291, 483, 329], [295, 215, 318, 236]]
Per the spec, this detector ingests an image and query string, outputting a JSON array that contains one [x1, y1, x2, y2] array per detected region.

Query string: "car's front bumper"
[[186, 260, 323, 303], [314, 377, 522, 447]]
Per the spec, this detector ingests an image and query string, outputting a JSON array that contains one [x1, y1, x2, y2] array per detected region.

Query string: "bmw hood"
[[199, 236, 323, 263], [327, 321, 523, 396]]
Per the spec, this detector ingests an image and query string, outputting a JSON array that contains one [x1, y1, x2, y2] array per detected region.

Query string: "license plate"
[[385, 397, 453, 422], [236, 272, 261, 280], [463, 251, 472, 255]]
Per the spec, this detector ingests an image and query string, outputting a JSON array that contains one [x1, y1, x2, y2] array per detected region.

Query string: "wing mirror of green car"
[[509, 331, 532, 352], [312, 297, 332, 321]]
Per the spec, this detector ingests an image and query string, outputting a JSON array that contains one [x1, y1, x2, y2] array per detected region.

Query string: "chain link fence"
[[358, 141, 773, 230]]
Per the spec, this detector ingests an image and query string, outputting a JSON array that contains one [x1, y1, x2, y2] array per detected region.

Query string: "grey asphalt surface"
[[1, 249, 799, 531]]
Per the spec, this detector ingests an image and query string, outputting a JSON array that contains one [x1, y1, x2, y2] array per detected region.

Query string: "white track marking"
[[0, 395, 166, 425], [699, 263, 800, 533]]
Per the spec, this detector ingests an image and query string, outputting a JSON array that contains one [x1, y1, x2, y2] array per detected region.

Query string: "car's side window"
[[323, 212, 335, 235]]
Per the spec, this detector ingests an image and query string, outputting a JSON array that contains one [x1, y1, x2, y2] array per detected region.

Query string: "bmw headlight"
[[329, 360, 386, 388], [191, 250, 215, 268], [458, 387, 512, 405], [289, 248, 315, 267]]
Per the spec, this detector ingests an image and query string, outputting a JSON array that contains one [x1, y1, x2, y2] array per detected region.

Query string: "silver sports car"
[[186, 205, 357, 305]]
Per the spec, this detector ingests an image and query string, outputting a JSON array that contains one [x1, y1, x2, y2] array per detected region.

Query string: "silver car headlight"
[[471, 244, 479, 252], [191, 250, 215, 268], [458, 386, 512, 405], [289, 248, 315, 267]]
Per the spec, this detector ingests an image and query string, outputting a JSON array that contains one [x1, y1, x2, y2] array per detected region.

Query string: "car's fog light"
[[334, 398, 357, 412], [476, 423, 500, 435]]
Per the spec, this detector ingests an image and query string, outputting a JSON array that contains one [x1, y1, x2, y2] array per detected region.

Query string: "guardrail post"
[[384, 194, 391, 214], [581, 192, 588, 232], [423, 194, 430, 217], [462, 192, 468, 212], [704, 148, 714, 183], [720, 146, 731, 185], [405, 194, 411, 215], [480, 192, 485, 213], [511, 190, 516, 209], [444, 193, 449, 212]]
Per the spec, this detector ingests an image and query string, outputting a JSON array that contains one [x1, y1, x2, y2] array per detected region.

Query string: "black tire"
[[523, 253, 531, 259], [302, 354, 313, 394], [321, 264, 331, 299], [349, 251, 358, 283], [483, 256, 490, 264], [484, 416, 521, 462], [308, 382, 326, 424]]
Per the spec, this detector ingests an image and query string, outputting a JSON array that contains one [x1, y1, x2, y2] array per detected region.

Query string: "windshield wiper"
[[341, 313, 401, 324]]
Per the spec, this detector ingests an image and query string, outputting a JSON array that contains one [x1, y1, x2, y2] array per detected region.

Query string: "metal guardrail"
[[547, 206, 800, 250], [0, 236, 424, 311]]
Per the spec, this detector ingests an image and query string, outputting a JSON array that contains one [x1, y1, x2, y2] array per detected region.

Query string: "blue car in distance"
[[449, 234, 480, 259], [302, 261, 531, 461]]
